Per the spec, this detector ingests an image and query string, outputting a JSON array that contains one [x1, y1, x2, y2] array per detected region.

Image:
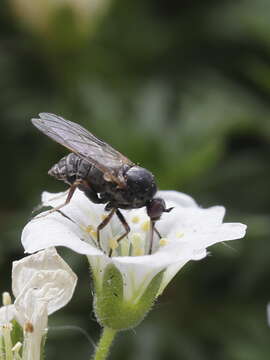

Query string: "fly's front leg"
[[153, 226, 161, 239], [149, 222, 163, 254], [97, 208, 116, 252], [108, 209, 130, 257], [149, 221, 155, 255]]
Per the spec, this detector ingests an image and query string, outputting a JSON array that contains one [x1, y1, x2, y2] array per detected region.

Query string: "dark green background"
[[1, 0, 270, 359]]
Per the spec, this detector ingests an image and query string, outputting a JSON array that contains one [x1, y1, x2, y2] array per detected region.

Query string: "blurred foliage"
[[1, 0, 270, 359]]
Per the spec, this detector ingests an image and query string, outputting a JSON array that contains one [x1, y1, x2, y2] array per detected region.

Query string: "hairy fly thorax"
[[48, 153, 158, 210]]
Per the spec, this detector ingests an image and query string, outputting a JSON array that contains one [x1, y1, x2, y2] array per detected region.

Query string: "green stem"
[[92, 327, 117, 360]]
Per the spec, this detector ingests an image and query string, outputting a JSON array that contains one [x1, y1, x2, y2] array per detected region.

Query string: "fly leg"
[[97, 208, 116, 251], [108, 209, 130, 257], [33, 179, 89, 219], [149, 221, 155, 255], [149, 221, 162, 254], [153, 226, 162, 239]]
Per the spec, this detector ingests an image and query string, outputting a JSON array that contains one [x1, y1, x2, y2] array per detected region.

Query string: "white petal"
[[12, 249, 77, 317], [14, 269, 75, 316], [17, 294, 48, 360], [102, 220, 245, 301], [154, 205, 226, 238], [15, 289, 48, 327], [0, 305, 16, 325], [42, 190, 105, 228], [155, 223, 246, 295], [42, 190, 68, 207], [21, 212, 103, 256], [188, 222, 247, 248]]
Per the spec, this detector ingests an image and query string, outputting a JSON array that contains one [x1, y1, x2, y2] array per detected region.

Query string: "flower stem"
[[92, 327, 117, 360]]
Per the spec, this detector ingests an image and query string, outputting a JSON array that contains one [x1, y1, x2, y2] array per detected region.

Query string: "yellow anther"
[[141, 220, 150, 232], [176, 232, 184, 238], [2, 292, 11, 306], [133, 247, 144, 256], [101, 214, 107, 221], [85, 225, 94, 232], [159, 238, 168, 246], [131, 215, 140, 224], [85, 225, 97, 239], [109, 238, 119, 250], [131, 233, 145, 256]]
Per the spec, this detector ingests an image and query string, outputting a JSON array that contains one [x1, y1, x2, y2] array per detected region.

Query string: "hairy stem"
[[92, 327, 117, 360]]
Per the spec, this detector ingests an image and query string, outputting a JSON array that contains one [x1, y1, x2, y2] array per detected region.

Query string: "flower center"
[[58, 208, 171, 257], [82, 212, 169, 257]]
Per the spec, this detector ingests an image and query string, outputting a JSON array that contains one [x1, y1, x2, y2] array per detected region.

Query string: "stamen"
[[2, 323, 13, 360], [101, 214, 107, 221], [2, 292, 11, 306], [176, 232, 184, 238], [12, 343, 23, 360], [85, 225, 97, 239], [120, 238, 130, 256], [133, 248, 144, 256], [131, 233, 145, 256], [12, 342, 22, 353], [131, 233, 143, 247], [1, 323, 12, 331], [159, 238, 168, 246], [131, 215, 140, 224], [109, 237, 119, 251], [141, 220, 150, 232]]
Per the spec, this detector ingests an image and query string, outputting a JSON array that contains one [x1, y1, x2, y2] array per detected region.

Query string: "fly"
[[32, 113, 172, 256]]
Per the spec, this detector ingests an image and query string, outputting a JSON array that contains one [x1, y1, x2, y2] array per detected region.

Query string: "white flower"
[[22, 190, 246, 305], [0, 248, 77, 360]]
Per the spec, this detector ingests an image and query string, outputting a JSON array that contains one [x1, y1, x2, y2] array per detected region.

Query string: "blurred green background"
[[1, 0, 270, 359]]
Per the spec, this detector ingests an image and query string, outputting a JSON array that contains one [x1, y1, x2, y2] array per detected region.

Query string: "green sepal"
[[11, 319, 23, 349], [93, 264, 164, 330]]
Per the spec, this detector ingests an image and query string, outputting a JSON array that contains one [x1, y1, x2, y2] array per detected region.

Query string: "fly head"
[[146, 198, 173, 222]]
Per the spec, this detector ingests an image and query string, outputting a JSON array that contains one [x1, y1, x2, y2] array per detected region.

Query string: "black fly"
[[32, 113, 172, 256]]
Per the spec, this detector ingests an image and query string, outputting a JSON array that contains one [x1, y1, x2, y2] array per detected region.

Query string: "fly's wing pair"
[[31, 113, 134, 187]]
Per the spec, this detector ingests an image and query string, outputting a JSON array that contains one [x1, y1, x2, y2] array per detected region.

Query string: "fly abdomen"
[[48, 153, 81, 185]]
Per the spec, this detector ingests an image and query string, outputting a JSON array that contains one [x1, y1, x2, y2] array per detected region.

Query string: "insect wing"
[[31, 113, 134, 186]]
